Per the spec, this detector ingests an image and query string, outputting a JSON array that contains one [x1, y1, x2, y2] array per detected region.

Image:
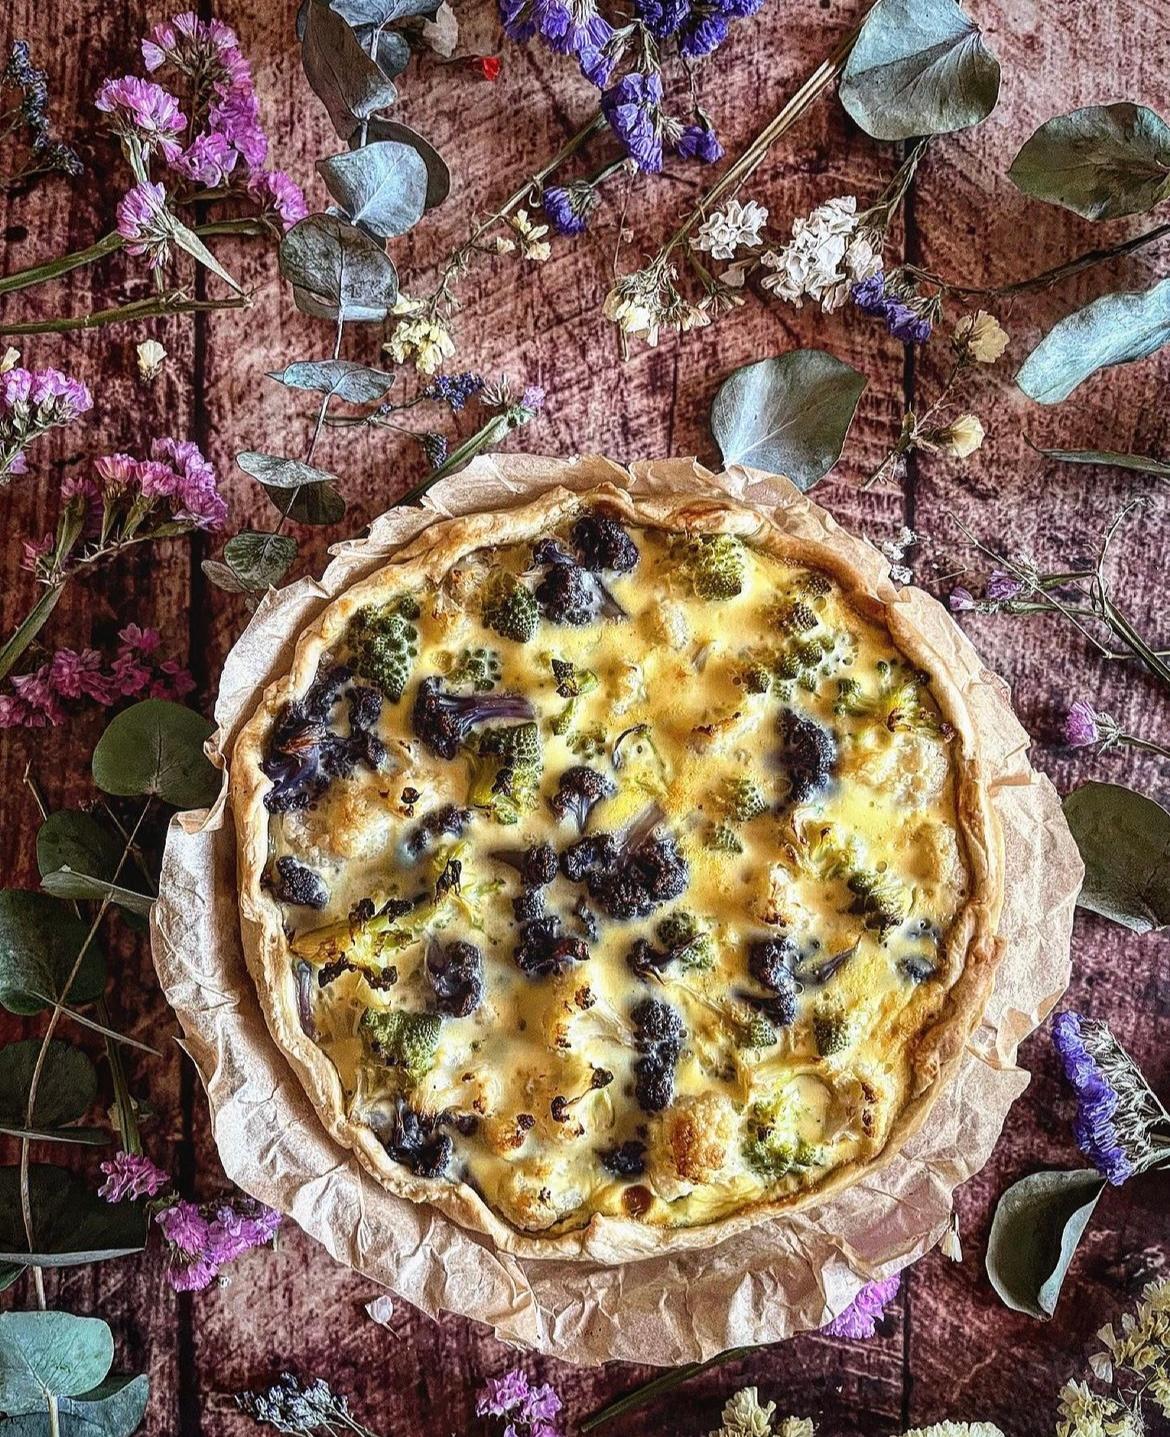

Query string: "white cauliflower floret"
[[753, 863, 815, 930], [647, 1092, 736, 1200], [611, 662, 647, 715], [646, 600, 689, 650], [850, 730, 950, 810]]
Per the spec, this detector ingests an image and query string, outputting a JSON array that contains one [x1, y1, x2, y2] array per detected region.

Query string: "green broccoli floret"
[[449, 646, 502, 692], [813, 1010, 851, 1056], [679, 534, 747, 601], [848, 868, 912, 937], [738, 1010, 778, 1049], [550, 656, 599, 698], [349, 598, 420, 702], [834, 662, 949, 738], [569, 726, 606, 759], [655, 910, 716, 970], [706, 823, 744, 855], [776, 601, 820, 636], [550, 697, 579, 736], [361, 1008, 440, 1081], [741, 1099, 819, 1179], [483, 572, 539, 643], [722, 775, 769, 823]]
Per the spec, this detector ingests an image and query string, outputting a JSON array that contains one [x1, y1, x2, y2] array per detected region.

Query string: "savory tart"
[[231, 483, 1003, 1258]]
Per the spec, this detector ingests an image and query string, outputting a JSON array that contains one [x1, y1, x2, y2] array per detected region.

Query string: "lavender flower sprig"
[[1060, 700, 1170, 761], [237, 1374, 386, 1437]]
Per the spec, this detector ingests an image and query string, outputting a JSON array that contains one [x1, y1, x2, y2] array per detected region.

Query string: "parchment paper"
[[151, 455, 1082, 1365]]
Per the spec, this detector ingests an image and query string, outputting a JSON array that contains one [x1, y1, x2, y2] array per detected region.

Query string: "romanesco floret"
[[796, 570, 832, 597], [706, 823, 744, 854], [361, 1008, 441, 1081], [550, 656, 599, 698], [448, 646, 501, 692], [741, 1099, 819, 1180], [655, 910, 716, 969], [679, 534, 747, 601], [738, 1010, 779, 1049], [468, 721, 543, 823], [349, 598, 420, 702], [813, 1010, 851, 1056], [482, 571, 539, 643], [776, 601, 820, 636], [478, 720, 542, 772], [848, 868, 912, 937], [722, 775, 769, 823], [741, 662, 773, 695]]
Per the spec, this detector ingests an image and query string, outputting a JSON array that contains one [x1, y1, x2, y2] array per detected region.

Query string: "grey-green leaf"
[[0, 1167, 147, 1269], [0, 893, 105, 1017], [236, 451, 339, 489], [1035, 446, 1170, 478], [0, 1040, 97, 1129], [221, 533, 299, 591], [352, 119, 450, 210], [238, 452, 347, 528], [91, 700, 219, 810], [710, 350, 867, 491], [1064, 781, 1170, 933], [200, 560, 248, 595], [267, 360, 396, 404], [0, 1373, 152, 1437], [39, 872, 153, 917], [301, 0, 397, 139], [317, 140, 428, 238], [267, 481, 347, 527], [838, 0, 1001, 141], [986, 1168, 1105, 1318], [0, 1312, 114, 1414], [1017, 276, 1170, 404], [279, 215, 398, 323], [1008, 103, 1170, 220], [330, 0, 438, 24]]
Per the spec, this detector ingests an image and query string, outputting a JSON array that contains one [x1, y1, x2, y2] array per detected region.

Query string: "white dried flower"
[[719, 258, 755, 289], [136, 338, 167, 382], [936, 414, 985, 459], [0, 347, 20, 374], [385, 316, 456, 375], [901, 1426, 1005, 1437], [878, 525, 918, 584], [510, 208, 551, 262], [954, 310, 1009, 363], [691, 199, 769, 261], [777, 1422, 816, 1437], [758, 195, 881, 312], [711, 1386, 776, 1437]]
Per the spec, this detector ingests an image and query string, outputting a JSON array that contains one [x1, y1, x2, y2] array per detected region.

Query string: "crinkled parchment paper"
[[151, 455, 1081, 1365]]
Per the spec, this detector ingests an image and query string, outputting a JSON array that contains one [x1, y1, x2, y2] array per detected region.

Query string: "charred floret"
[[482, 571, 540, 644], [560, 832, 620, 884], [535, 561, 601, 626], [598, 1139, 647, 1178], [631, 997, 684, 1113], [571, 512, 639, 573], [748, 936, 799, 991], [548, 765, 616, 832], [489, 841, 559, 887], [405, 803, 471, 858], [262, 665, 389, 813], [776, 710, 837, 806], [411, 677, 535, 760], [361, 1008, 440, 1081], [426, 940, 484, 1018], [381, 1098, 452, 1178], [273, 856, 330, 909], [625, 936, 672, 980], [513, 888, 546, 924], [513, 914, 590, 978], [590, 833, 689, 920]]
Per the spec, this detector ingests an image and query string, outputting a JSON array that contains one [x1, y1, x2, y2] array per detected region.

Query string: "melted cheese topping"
[[269, 522, 969, 1235]]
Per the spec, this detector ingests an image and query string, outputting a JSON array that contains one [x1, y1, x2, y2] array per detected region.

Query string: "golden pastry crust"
[[230, 483, 1004, 1262]]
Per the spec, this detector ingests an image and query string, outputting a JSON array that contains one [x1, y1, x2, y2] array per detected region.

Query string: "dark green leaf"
[[1034, 446, 1170, 478], [0, 1167, 147, 1269], [279, 215, 399, 323], [222, 533, 299, 591], [39, 873, 152, 917], [0, 1312, 113, 1413], [357, 120, 449, 210], [200, 560, 249, 595], [317, 140, 428, 239], [35, 813, 121, 889], [0, 893, 105, 1017], [1017, 276, 1170, 404], [0, 1265, 21, 1293], [0, 1040, 97, 1128], [1064, 781, 1170, 933], [236, 451, 339, 489], [91, 701, 219, 810], [301, 0, 397, 139], [986, 1168, 1105, 1318], [267, 360, 395, 404], [710, 350, 867, 491], [238, 452, 349, 528], [1, 1373, 152, 1437], [838, 0, 1000, 141], [265, 481, 347, 527], [1008, 103, 1170, 220]]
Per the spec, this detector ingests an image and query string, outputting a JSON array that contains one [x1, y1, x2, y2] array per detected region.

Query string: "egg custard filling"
[[236, 500, 983, 1241]]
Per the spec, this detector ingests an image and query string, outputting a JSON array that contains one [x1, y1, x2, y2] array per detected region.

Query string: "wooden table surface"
[[2, 0, 1168, 1432]]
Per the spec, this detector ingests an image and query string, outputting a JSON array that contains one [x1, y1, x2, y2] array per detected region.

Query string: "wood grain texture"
[[1, 0, 1167, 1433]]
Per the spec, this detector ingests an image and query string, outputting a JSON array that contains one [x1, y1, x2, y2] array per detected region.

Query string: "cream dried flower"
[[136, 338, 167, 382], [385, 316, 456, 375], [777, 1420, 816, 1437], [711, 1387, 776, 1437], [935, 414, 985, 459], [1056, 1379, 1141, 1437], [758, 196, 882, 312], [902, 1426, 1005, 1437], [603, 272, 667, 347], [0, 346, 20, 373], [510, 208, 551, 262], [692, 199, 769, 262], [954, 310, 1009, 364]]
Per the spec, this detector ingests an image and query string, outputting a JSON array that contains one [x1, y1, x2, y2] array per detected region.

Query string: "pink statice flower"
[[48, 647, 118, 703], [247, 169, 308, 232], [148, 436, 228, 530], [95, 75, 186, 162], [167, 1253, 220, 1292], [0, 664, 65, 727], [205, 1199, 282, 1265], [116, 180, 172, 268], [477, 1370, 532, 1418], [151, 658, 196, 700], [156, 1198, 211, 1254], [520, 384, 546, 413], [985, 568, 1022, 602], [119, 622, 161, 655], [28, 368, 93, 421], [98, 1151, 171, 1202], [94, 451, 143, 494], [207, 86, 267, 171], [156, 1193, 282, 1293], [0, 367, 92, 482], [823, 1274, 901, 1339], [20, 533, 53, 572], [1, 367, 33, 408], [173, 129, 236, 186], [948, 586, 977, 612], [1063, 700, 1104, 749]]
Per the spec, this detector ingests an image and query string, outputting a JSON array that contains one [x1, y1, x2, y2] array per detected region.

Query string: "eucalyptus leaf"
[[0, 1265, 21, 1294], [267, 359, 396, 404], [0, 1167, 147, 1269], [1008, 103, 1170, 220], [358, 118, 450, 210], [838, 0, 1000, 141], [317, 140, 428, 238], [1035, 446, 1170, 478], [0, 1313, 113, 1415], [91, 700, 219, 810], [330, 0, 438, 24], [301, 0, 397, 139], [0, 1040, 97, 1128], [237, 452, 348, 528], [1017, 276, 1170, 404], [236, 451, 339, 490], [279, 215, 399, 323], [0, 1374, 151, 1437], [265, 480, 347, 527], [200, 560, 249, 595], [222, 532, 299, 591], [358, 25, 411, 81], [421, 1, 457, 57], [710, 350, 866, 491], [986, 1168, 1105, 1318], [0, 893, 105, 1017], [1064, 781, 1170, 932], [35, 812, 121, 889], [40, 872, 153, 917]]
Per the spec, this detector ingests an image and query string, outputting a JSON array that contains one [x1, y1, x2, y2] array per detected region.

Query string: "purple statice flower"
[[499, 0, 538, 43], [1051, 1013, 1167, 1186], [205, 1198, 282, 1264], [636, 0, 763, 58], [531, 0, 610, 56], [851, 272, 888, 315], [601, 71, 663, 174], [823, 1275, 900, 1339], [851, 271, 931, 344], [674, 121, 723, 163], [167, 1254, 220, 1292], [948, 586, 977, 612], [542, 180, 598, 236], [520, 385, 546, 413], [247, 170, 309, 232], [143, 12, 251, 94], [577, 29, 619, 86], [984, 569, 1022, 601], [28, 368, 92, 423], [207, 86, 267, 172], [95, 75, 186, 162], [173, 130, 235, 186], [1062, 700, 1101, 748], [156, 1198, 211, 1254], [98, 1151, 170, 1202], [520, 1384, 562, 1424], [116, 180, 172, 268], [425, 372, 484, 413], [148, 436, 228, 530], [156, 1193, 281, 1293], [476, 1369, 532, 1418]]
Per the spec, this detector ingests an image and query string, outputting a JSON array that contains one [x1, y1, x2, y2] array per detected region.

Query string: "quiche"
[[231, 484, 1003, 1258]]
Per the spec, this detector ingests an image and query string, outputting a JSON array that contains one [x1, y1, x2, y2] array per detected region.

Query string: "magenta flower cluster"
[[55, 437, 229, 532], [0, 623, 195, 729], [949, 568, 1023, 614], [822, 1274, 901, 1339], [98, 1151, 171, 1203], [0, 364, 93, 478], [155, 1195, 282, 1292], [475, 1369, 563, 1437]]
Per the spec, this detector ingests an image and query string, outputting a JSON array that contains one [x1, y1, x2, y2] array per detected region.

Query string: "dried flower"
[[0, 364, 93, 482], [710, 1386, 777, 1437], [823, 1274, 900, 1339], [425, 371, 484, 412], [674, 121, 723, 163], [932, 413, 984, 459], [692, 199, 769, 262], [385, 316, 456, 375], [984, 569, 1021, 601], [543, 179, 601, 236], [603, 273, 663, 346], [902, 1427, 1005, 1437], [1063, 700, 1103, 748], [470, 54, 502, 80], [759, 196, 881, 312], [852, 271, 932, 344], [421, 432, 448, 469], [236, 1372, 382, 1437], [877, 525, 918, 585], [116, 180, 173, 268], [136, 338, 168, 382], [954, 310, 1008, 364], [95, 74, 186, 162], [156, 1193, 282, 1292], [98, 1151, 170, 1202], [247, 170, 309, 232], [509, 207, 552, 261], [475, 1368, 562, 1436], [601, 71, 663, 173]]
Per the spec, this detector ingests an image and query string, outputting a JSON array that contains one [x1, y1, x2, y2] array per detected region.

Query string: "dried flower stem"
[[582, 1345, 757, 1431], [1, 291, 249, 336]]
